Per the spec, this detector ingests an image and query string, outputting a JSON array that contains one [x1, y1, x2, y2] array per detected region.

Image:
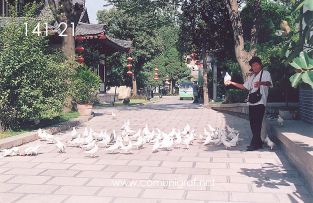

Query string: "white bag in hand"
[[224, 72, 231, 85]]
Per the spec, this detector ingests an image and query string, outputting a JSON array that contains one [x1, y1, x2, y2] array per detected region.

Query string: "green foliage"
[[0, 18, 72, 130], [224, 89, 248, 104], [71, 66, 101, 104], [179, 0, 233, 55], [287, 1, 313, 88], [97, 1, 189, 90]]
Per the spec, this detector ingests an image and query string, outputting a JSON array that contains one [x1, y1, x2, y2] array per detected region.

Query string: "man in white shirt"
[[225, 57, 273, 151]]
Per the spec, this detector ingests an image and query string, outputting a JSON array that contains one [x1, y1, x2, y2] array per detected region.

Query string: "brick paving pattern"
[[0, 96, 312, 203]]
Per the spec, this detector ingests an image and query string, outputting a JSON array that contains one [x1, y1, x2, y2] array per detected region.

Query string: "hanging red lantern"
[[154, 77, 159, 80], [127, 71, 133, 76], [154, 72, 158, 76], [76, 56, 84, 64], [127, 57, 133, 63], [75, 35, 84, 42], [75, 46, 85, 53], [98, 33, 106, 40], [127, 64, 132, 69], [154, 67, 158, 71]]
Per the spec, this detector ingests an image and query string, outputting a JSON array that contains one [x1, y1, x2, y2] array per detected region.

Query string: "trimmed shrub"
[[224, 89, 248, 103]]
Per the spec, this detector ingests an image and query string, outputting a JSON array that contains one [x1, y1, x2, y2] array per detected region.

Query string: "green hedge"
[[224, 89, 248, 103]]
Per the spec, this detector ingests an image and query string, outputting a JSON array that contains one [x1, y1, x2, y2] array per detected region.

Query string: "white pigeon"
[[174, 130, 182, 146], [152, 139, 161, 153], [106, 139, 122, 153], [161, 137, 174, 150], [43, 132, 55, 143], [132, 129, 142, 140], [133, 136, 144, 150], [277, 115, 284, 126], [264, 136, 275, 150], [24, 145, 41, 156], [55, 138, 65, 153], [183, 137, 193, 149], [111, 111, 116, 119], [120, 140, 133, 153], [228, 134, 239, 147], [82, 140, 96, 151], [95, 130, 106, 141], [71, 127, 78, 140], [203, 132, 213, 145], [85, 144, 98, 157], [37, 129, 46, 140], [224, 72, 231, 85], [1, 147, 20, 157], [83, 127, 89, 137], [83, 133, 93, 145], [221, 135, 232, 149]]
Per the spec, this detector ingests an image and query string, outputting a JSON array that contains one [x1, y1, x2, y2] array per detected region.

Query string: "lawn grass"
[[0, 111, 80, 139]]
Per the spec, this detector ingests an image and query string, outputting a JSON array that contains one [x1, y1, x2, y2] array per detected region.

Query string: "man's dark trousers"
[[248, 104, 265, 147]]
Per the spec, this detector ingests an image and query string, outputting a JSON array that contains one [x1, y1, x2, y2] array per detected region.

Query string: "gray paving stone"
[[54, 186, 100, 195], [46, 177, 89, 186], [64, 196, 112, 203], [0, 193, 24, 203], [230, 192, 279, 202], [186, 191, 229, 201], [0, 183, 19, 192], [40, 169, 80, 177], [15, 194, 67, 203], [97, 187, 142, 197], [4, 168, 46, 176], [12, 184, 59, 194], [8, 175, 52, 184], [141, 189, 185, 199]]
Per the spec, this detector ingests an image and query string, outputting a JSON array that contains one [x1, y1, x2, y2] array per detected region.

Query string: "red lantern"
[[75, 35, 84, 42], [127, 71, 133, 76], [127, 64, 132, 69], [98, 33, 106, 40], [76, 56, 84, 64], [154, 72, 158, 76], [75, 46, 85, 53], [127, 57, 133, 63], [154, 67, 158, 71], [154, 77, 159, 80]]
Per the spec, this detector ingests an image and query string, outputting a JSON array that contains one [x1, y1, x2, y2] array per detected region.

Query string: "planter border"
[[0, 115, 93, 150]]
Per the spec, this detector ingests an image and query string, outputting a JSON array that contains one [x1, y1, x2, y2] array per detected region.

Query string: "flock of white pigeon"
[[0, 120, 276, 158]]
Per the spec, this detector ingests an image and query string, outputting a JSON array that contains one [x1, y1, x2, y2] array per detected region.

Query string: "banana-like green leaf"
[[295, 0, 305, 12], [302, 71, 313, 88], [303, 52, 313, 69], [289, 73, 303, 88], [289, 52, 313, 69], [304, 0, 313, 11]]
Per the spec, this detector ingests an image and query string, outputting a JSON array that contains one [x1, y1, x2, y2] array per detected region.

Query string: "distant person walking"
[[225, 57, 273, 151]]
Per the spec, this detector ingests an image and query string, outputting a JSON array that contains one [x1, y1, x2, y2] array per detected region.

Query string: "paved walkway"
[[0, 96, 312, 203]]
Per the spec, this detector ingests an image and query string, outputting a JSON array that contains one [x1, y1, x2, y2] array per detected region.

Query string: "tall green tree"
[[98, 0, 185, 95], [179, 0, 233, 104]]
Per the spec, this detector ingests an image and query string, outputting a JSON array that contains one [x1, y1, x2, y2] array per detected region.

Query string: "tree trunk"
[[132, 74, 137, 96], [202, 50, 209, 105], [62, 27, 75, 59], [170, 80, 173, 94], [225, 0, 260, 80]]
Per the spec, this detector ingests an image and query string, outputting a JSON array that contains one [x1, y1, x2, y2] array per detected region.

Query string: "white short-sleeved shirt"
[[243, 70, 273, 106]]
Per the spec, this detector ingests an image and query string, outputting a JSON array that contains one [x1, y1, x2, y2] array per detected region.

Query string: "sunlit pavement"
[[0, 96, 312, 203]]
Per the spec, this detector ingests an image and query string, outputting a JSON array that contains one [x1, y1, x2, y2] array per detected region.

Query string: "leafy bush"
[[0, 19, 71, 130], [71, 66, 101, 104], [224, 89, 248, 103]]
